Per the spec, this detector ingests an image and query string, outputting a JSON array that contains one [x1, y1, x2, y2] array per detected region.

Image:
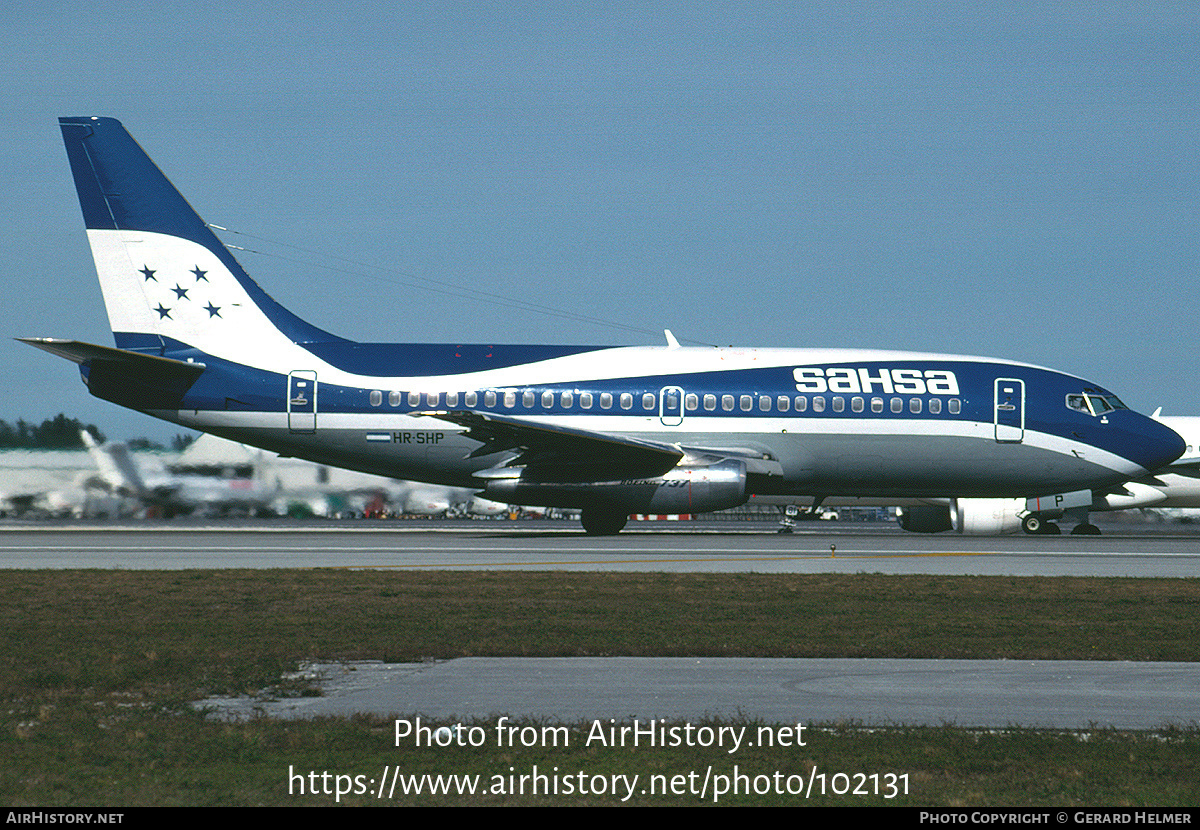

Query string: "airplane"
[[20, 117, 1185, 535], [80, 430, 281, 517]]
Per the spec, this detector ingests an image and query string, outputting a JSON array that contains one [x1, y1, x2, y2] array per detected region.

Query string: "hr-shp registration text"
[[285, 717, 911, 803]]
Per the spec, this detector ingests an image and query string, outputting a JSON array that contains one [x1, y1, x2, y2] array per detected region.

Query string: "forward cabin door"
[[993, 378, 1025, 443], [288, 370, 318, 433]]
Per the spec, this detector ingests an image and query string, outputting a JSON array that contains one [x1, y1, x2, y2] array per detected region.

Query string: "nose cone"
[[1128, 413, 1186, 472]]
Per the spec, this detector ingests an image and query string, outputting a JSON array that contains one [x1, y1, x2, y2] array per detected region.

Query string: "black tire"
[[1022, 514, 1042, 535], [581, 507, 629, 536], [1070, 523, 1101, 536]]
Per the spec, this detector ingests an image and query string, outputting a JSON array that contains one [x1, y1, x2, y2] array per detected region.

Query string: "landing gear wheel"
[[1024, 514, 1062, 535], [1070, 523, 1101, 536], [581, 507, 629, 536]]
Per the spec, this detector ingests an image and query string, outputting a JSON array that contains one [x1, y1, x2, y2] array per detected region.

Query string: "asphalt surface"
[[198, 657, 1200, 730], [3, 518, 1199, 576]]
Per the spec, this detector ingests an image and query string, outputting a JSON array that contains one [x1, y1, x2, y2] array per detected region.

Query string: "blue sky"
[[2, 2, 1197, 440]]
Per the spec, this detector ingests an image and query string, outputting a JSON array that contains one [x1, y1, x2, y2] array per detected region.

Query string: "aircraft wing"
[[420, 410, 685, 478], [422, 410, 786, 480]]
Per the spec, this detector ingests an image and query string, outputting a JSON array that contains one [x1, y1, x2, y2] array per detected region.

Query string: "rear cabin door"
[[288, 370, 317, 433]]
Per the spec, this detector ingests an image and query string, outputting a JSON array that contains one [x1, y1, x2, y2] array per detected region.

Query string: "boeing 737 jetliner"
[[22, 117, 1184, 534]]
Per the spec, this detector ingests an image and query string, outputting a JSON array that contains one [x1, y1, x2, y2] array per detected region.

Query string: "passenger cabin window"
[[620, 393, 633, 410], [722, 395, 734, 411], [777, 396, 790, 412], [685, 393, 698, 411], [465, 391, 478, 407], [388, 391, 400, 407], [704, 394, 717, 411], [812, 397, 825, 413], [370, 390, 382, 407], [832, 396, 845, 413], [504, 391, 516, 408], [759, 395, 771, 412], [446, 392, 459, 407], [580, 392, 593, 409], [851, 397, 864, 413], [890, 397, 903, 413], [408, 391, 421, 407], [561, 391, 574, 408], [523, 390, 535, 408], [740, 395, 752, 412], [542, 391, 554, 408], [794, 396, 807, 412], [643, 393, 656, 410], [600, 392, 613, 409], [871, 397, 883, 413], [484, 391, 496, 407], [426, 392, 440, 408], [910, 397, 922, 414], [928, 398, 941, 415], [948, 399, 961, 414]]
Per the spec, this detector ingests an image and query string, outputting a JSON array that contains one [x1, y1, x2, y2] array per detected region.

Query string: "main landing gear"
[[580, 506, 629, 536]]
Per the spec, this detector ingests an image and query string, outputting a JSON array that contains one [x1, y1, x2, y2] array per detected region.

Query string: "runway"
[[3, 520, 1200, 576]]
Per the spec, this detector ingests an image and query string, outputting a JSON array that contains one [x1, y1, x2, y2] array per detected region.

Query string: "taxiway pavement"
[[199, 657, 1200, 730]]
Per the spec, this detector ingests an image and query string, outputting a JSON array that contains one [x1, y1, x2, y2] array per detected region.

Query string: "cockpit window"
[[1067, 392, 1128, 416]]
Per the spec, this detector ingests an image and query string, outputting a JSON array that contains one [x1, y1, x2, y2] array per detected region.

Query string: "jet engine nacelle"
[[481, 459, 748, 514], [897, 504, 954, 533], [951, 498, 1024, 535]]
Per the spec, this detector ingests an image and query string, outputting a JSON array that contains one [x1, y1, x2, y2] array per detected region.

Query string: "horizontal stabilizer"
[[17, 338, 206, 378], [18, 338, 206, 410]]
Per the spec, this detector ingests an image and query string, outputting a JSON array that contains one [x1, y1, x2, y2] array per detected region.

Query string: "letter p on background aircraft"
[[22, 117, 1184, 534]]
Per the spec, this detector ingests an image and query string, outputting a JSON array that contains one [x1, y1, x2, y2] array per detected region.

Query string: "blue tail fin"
[[58, 117, 343, 358]]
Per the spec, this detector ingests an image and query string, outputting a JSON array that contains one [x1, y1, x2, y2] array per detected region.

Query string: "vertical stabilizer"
[[58, 117, 343, 363]]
